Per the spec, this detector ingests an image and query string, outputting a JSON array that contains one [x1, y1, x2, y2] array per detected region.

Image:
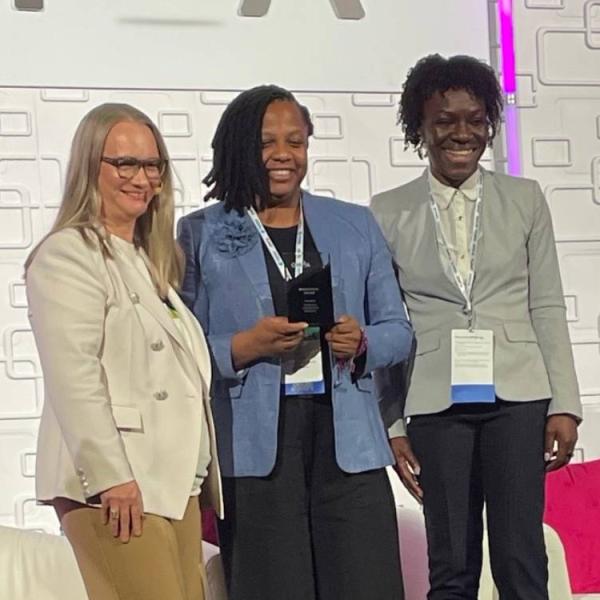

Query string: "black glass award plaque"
[[287, 263, 334, 330]]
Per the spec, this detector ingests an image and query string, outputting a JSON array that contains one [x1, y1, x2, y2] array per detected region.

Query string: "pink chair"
[[545, 459, 600, 595]]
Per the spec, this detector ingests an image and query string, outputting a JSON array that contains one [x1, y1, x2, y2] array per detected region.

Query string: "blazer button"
[[129, 292, 140, 304], [150, 340, 165, 352], [153, 390, 168, 401]]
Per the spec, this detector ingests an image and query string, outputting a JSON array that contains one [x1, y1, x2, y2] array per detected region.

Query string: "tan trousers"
[[57, 497, 205, 600]]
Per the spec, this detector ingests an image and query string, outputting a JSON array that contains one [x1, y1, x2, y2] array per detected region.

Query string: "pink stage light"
[[497, 0, 521, 175], [498, 0, 517, 98]]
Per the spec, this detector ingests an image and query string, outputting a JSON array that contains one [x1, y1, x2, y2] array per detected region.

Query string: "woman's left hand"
[[100, 480, 144, 543], [544, 414, 578, 472], [325, 315, 362, 360]]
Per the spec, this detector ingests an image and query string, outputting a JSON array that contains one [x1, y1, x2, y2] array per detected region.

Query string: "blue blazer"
[[178, 192, 413, 477]]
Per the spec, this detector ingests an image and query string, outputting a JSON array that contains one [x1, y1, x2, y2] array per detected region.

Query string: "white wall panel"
[[514, 0, 600, 462], [0, 0, 490, 92]]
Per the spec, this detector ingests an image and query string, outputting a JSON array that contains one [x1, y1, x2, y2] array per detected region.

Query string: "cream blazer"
[[26, 228, 222, 520]]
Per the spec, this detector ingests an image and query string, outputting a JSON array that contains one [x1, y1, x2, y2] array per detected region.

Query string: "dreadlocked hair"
[[399, 54, 503, 157], [203, 84, 313, 215]]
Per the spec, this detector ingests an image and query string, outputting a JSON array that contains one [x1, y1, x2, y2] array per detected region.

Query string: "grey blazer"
[[371, 168, 581, 436]]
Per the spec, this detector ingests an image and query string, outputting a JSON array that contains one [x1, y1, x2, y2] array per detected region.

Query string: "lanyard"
[[428, 173, 483, 321], [247, 201, 305, 282]]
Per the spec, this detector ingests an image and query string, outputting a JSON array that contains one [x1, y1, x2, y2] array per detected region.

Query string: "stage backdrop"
[[0, 0, 596, 534], [0, 0, 490, 92], [512, 0, 600, 465]]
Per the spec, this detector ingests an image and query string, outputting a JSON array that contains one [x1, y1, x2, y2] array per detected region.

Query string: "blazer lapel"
[[473, 167, 498, 288], [113, 250, 187, 352], [167, 288, 212, 391], [301, 192, 345, 317], [412, 171, 466, 301], [302, 191, 340, 262], [235, 232, 275, 317]]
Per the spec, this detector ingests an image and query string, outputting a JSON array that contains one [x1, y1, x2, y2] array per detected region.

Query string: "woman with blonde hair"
[[26, 103, 221, 600]]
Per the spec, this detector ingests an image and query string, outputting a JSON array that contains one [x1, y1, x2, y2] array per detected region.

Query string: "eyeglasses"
[[101, 156, 168, 183]]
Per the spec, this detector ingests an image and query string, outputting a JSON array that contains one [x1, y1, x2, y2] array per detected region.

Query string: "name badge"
[[450, 329, 495, 404], [282, 326, 325, 396]]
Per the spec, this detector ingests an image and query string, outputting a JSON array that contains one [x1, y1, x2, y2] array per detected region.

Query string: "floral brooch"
[[214, 211, 258, 257]]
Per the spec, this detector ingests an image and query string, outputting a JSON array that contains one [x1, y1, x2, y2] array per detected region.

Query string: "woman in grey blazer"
[[25, 103, 221, 600], [371, 55, 581, 600]]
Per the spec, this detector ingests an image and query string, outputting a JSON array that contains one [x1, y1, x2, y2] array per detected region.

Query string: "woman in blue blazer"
[[178, 85, 413, 600]]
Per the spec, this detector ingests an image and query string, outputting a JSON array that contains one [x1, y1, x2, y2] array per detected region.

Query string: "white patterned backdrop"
[[0, 0, 597, 534], [511, 0, 600, 464]]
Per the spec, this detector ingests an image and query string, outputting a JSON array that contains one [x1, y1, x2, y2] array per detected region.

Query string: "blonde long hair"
[[25, 103, 183, 296]]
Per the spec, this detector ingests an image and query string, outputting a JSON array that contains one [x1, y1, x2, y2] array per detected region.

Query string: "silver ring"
[[110, 509, 119, 520]]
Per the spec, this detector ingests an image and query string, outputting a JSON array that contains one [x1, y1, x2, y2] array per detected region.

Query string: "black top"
[[261, 224, 332, 398]]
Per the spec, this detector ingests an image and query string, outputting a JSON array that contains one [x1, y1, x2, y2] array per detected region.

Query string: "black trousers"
[[218, 395, 404, 600], [408, 399, 550, 600]]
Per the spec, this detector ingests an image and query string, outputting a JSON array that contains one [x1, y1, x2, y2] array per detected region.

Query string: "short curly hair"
[[398, 54, 503, 156]]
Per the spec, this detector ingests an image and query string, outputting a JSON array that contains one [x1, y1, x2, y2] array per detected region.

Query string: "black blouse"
[[261, 224, 332, 399]]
